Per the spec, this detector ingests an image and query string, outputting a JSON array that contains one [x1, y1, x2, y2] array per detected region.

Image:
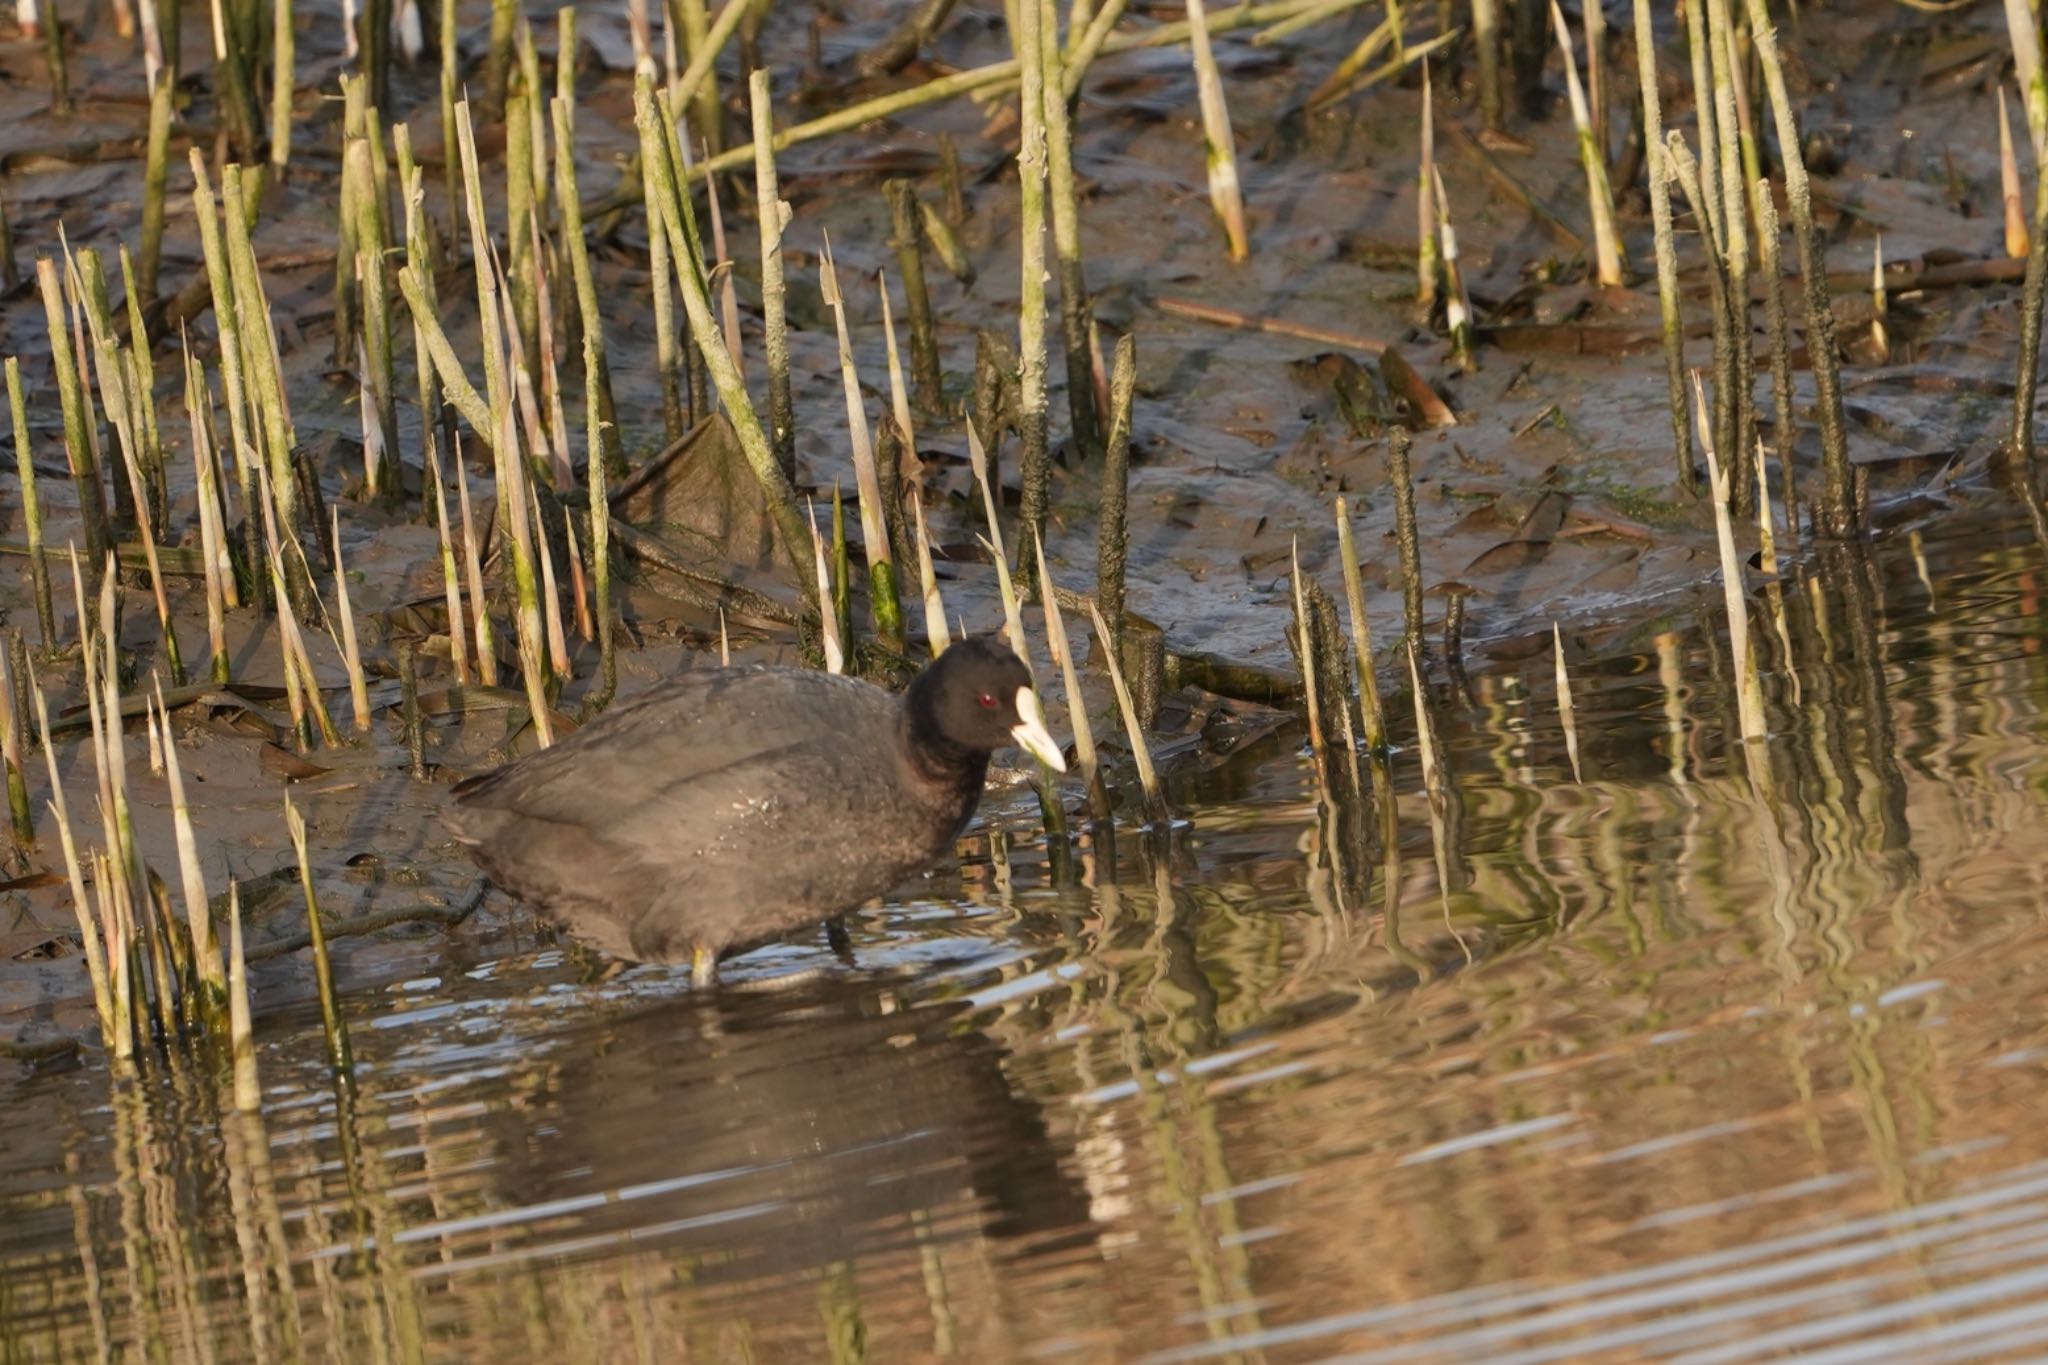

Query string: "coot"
[[447, 636, 1066, 984]]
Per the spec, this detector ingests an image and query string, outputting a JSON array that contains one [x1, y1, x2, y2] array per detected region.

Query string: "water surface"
[[10, 511, 2048, 1362]]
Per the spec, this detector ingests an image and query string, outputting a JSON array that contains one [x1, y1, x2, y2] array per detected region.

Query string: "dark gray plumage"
[[446, 637, 1065, 981]]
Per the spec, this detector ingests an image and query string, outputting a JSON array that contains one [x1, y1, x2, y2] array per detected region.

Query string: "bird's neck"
[[900, 689, 989, 797]]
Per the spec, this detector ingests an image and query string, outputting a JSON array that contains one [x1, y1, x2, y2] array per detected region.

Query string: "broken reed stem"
[[1096, 333, 1137, 652], [269, 0, 293, 167], [750, 69, 797, 480], [36, 259, 110, 571], [285, 794, 355, 1081], [1553, 622, 1582, 782], [1694, 371, 1768, 744], [1036, 530, 1101, 800], [1755, 183, 1798, 539], [330, 510, 372, 733], [2002, 86, 2030, 260], [1011, 0, 1054, 601], [4, 359, 56, 652], [1088, 599, 1165, 822], [1186, 0, 1250, 261], [1040, 0, 1098, 460], [1635, 0, 1694, 495], [551, 97, 622, 480], [1334, 495, 1386, 752], [884, 178, 946, 418], [819, 241, 905, 650], [909, 488, 948, 656], [1464, 0, 1501, 128], [1870, 234, 1890, 363], [1550, 0, 1623, 286], [1742, 0, 1853, 533], [226, 881, 259, 1110]]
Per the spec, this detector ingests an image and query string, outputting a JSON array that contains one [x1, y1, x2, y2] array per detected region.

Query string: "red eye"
[[977, 691, 998, 709]]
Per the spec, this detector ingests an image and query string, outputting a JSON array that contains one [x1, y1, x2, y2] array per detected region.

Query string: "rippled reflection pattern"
[[11, 517, 2048, 1361]]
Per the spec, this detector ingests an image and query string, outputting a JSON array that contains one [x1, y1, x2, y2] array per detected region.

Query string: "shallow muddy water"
[[9, 505, 2048, 1361]]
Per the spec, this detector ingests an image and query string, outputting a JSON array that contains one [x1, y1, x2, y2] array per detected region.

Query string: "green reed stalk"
[[226, 881, 259, 1109], [1333, 495, 1385, 752], [583, 332, 616, 715], [1634, 0, 1692, 494], [908, 488, 947, 656], [140, 75, 174, 301], [635, 84, 812, 573], [1755, 181, 1798, 539], [884, 179, 945, 421], [1417, 61, 1438, 311], [1693, 372, 1767, 743], [348, 138, 400, 500], [1011, 0, 1053, 599], [1742, 0, 1852, 533], [809, 502, 844, 673], [1705, 0, 1753, 506], [1290, 539, 1334, 803], [32, 668, 114, 1046], [1040, 0, 1098, 459], [1550, 0, 1623, 285], [1096, 332, 1136, 651], [223, 168, 314, 608], [4, 360, 56, 651], [1036, 529, 1100, 796], [285, 794, 355, 1081], [1088, 599, 1165, 821], [35, 259, 109, 569], [453, 440, 498, 686], [183, 350, 233, 681], [424, 435, 470, 684], [0, 644, 31, 849], [749, 70, 796, 479], [158, 681, 226, 1021], [820, 243, 905, 650], [396, 267, 492, 438], [189, 152, 266, 605], [552, 98, 622, 480], [330, 510, 372, 733], [1388, 427, 1424, 655]]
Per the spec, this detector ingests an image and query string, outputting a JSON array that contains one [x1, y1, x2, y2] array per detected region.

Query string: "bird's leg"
[[691, 944, 717, 988], [825, 915, 855, 965]]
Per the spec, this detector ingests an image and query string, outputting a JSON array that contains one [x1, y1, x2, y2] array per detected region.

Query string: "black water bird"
[[448, 637, 1066, 984]]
